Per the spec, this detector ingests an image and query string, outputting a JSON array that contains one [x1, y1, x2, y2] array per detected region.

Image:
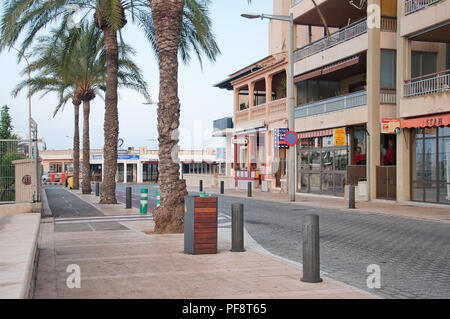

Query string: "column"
[[124, 163, 128, 183], [265, 75, 273, 119], [396, 0, 411, 203], [249, 81, 255, 121], [366, 0, 381, 200], [234, 88, 239, 113], [137, 162, 143, 183]]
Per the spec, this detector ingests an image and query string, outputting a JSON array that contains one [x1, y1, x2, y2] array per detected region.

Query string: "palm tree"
[[0, 0, 219, 204], [12, 22, 150, 195]]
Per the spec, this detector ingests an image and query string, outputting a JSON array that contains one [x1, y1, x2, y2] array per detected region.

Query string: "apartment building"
[[216, 0, 449, 205]]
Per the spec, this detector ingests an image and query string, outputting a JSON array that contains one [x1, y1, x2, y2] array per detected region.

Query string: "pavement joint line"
[[54, 216, 154, 224]]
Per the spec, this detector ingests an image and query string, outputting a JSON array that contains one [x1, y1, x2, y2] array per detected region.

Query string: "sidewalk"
[[188, 186, 450, 224], [35, 188, 380, 299]]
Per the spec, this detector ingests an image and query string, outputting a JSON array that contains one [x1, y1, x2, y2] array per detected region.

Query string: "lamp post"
[[10, 45, 32, 159], [241, 12, 296, 202]]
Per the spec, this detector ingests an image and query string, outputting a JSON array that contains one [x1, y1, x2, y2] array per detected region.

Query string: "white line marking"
[[86, 223, 96, 232]]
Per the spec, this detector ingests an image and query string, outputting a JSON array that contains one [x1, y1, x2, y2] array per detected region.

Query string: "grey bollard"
[[247, 182, 252, 197], [301, 215, 322, 283], [349, 184, 356, 209], [126, 187, 132, 209], [95, 182, 100, 197], [231, 203, 245, 252], [199, 180, 203, 192], [220, 181, 224, 194]]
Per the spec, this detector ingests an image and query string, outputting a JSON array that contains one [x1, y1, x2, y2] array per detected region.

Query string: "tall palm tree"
[[12, 22, 150, 195], [150, 0, 187, 233], [0, 0, 219, 204]]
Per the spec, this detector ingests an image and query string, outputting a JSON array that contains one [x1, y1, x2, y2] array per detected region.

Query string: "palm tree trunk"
[[151, 0, 187, 234], [99, 26, 119, 204], [82, 100, 92, 194], [73, 101, 80, 190]]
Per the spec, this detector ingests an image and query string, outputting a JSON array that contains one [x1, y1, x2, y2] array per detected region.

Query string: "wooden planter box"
[[184, 195, 218, 255]]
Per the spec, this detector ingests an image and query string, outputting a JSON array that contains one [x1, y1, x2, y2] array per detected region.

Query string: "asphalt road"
[[209, 193, 450, 299], [45, 186, 128, 232]]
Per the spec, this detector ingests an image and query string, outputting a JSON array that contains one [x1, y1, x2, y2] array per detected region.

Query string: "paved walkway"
[[34, 187, 379, 299], [188, 187, 450, 224]]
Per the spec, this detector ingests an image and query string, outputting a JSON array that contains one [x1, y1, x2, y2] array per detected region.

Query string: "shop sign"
[[118, 155, 140, 160], [92, 155, 103, 160], [381, 118, 401, 134], [334, 128, 346, 146], [276, 128, 289, 149], [232, 138, 248, 145]]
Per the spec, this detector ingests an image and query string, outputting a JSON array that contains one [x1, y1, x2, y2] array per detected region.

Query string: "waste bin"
[[50, 172, 55, 182], [67, 176, 74, 189], [61, 172, 66, 184], [184, 195, 218, 255]]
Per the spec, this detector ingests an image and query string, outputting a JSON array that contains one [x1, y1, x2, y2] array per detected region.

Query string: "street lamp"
[[241, 12, 296, 202]]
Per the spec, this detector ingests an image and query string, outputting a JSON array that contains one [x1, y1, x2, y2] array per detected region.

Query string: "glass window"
[[424, 182, 438, 203], [439, 126, 450, 137], [310, 174, 321, 193], [322, 151, 333, 171], [321, 173, 334, 194], [335, 150, 348, 171], [301, 151, 310, 170], [411, 51, 437, 78], [381, 49, 396, 89], [411, 182, 423, 202], [439, 183, 450, 205], [424, 139, 437, 181], [439, 137, 450, 183], [311, 151, 321, 171]]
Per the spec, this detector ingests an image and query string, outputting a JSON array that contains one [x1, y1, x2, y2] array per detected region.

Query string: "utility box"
[[184, 195, 218, 255]]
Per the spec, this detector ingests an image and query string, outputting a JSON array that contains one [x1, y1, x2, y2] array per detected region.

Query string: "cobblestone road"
[[214, 195, 450, 299]]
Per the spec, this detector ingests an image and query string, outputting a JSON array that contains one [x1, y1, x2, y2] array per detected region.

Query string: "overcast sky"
[[0, 0, 273, 151]]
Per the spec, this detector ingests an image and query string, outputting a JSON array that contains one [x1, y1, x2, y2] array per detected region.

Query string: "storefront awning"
[[298, 128, 333, 139], [294, 56, 360, 83], [401, 113, 450, 128]]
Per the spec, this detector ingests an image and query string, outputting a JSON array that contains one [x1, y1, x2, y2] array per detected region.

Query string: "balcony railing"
[[404, 70, 450, 97], [380, 17, 397, 32], [405, 0, 441, 15], [294, 18, 367, 62], [292, 0, 305, 5], [380, 89, 397, 104], [295, 90, 367, 118]]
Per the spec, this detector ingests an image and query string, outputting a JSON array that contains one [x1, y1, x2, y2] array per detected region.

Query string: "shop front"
[[233, 127, 266, 189], [297, 128, 349, 197], [403, 113, 450, 205]]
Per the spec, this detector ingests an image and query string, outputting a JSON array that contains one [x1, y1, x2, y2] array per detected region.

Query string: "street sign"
[[277, 128, 289, 148], [381, 118, 401, 134], [285, 131, 298, 147], [334, 128, 346, 146]]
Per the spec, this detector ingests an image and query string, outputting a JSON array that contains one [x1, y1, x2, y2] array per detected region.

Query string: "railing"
[[404, 70, 450, 97], [295, 90, 367, 118], [250, 104, 266, 121], [292, 0, 305, 5], [381, 17, 397, 32], [294, 18, 367, 62], [405, 0, 441, 15], [235, 109, 249, 123], [380, 89, 397, 104]]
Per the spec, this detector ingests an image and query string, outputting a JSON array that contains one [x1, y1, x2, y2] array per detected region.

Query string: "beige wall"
[[400, 0, 450, 37], [399, 92, 450, 118], [269, 0, 290, 55]]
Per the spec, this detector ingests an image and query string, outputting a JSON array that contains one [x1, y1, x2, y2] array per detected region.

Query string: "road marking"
[[86, 223, 96, 232]]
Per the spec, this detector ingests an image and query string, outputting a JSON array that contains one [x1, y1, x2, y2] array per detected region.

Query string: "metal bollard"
[[126, 187, 132, 209], [231, 203, 245, 252], [220, 181, 224, 194], [301, 215, 322, 283], [247, 182, 252, 197], [140, 188, 148, 215], [199, 180, 203, 192], [95, 182, 100, 196], [349, 184, 356, 209]]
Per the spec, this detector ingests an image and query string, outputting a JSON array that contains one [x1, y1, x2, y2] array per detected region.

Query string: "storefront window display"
[[411, 127, 450, 204], [297, 134, 348, 196]]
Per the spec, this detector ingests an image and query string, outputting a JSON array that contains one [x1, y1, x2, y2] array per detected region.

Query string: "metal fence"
[[0, 139, 28, 202], [404, 70, 450, 97], [405, 0, 441, 15]]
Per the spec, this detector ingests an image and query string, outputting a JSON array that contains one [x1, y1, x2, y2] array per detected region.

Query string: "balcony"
[[405, 0, 441, 15], [234, 98, 288, 125], [295, 91, 367, 118], [404, 70, 450, 97], [294, 18, 367, 62], [295, 90, 396, 118]]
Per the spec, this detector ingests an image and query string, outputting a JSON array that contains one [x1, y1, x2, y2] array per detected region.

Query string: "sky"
[[0, 0, 274, 151]]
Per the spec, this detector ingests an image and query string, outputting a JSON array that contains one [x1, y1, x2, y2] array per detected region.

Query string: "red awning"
[[401, 113, 450, 128], [298, 128, 333, 139], [294, 56, 360, 83]]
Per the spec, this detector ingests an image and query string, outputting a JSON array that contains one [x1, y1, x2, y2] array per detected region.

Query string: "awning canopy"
[[294, 56, 360, 83], [298, 128, 334, 139], [401, 113, 450, 128]]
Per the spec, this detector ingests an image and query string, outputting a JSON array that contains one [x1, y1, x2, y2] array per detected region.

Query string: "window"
[[296, 80, 340, 106], [381, 49, 396, 88], [411, 51, 437, 78], [49, 162, 62, 173]]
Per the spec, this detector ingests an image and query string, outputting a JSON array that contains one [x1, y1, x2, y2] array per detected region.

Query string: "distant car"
[[42, 172, 61, 182]]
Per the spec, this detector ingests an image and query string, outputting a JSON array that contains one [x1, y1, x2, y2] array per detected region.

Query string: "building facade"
[[216, 0, 450, 205]]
